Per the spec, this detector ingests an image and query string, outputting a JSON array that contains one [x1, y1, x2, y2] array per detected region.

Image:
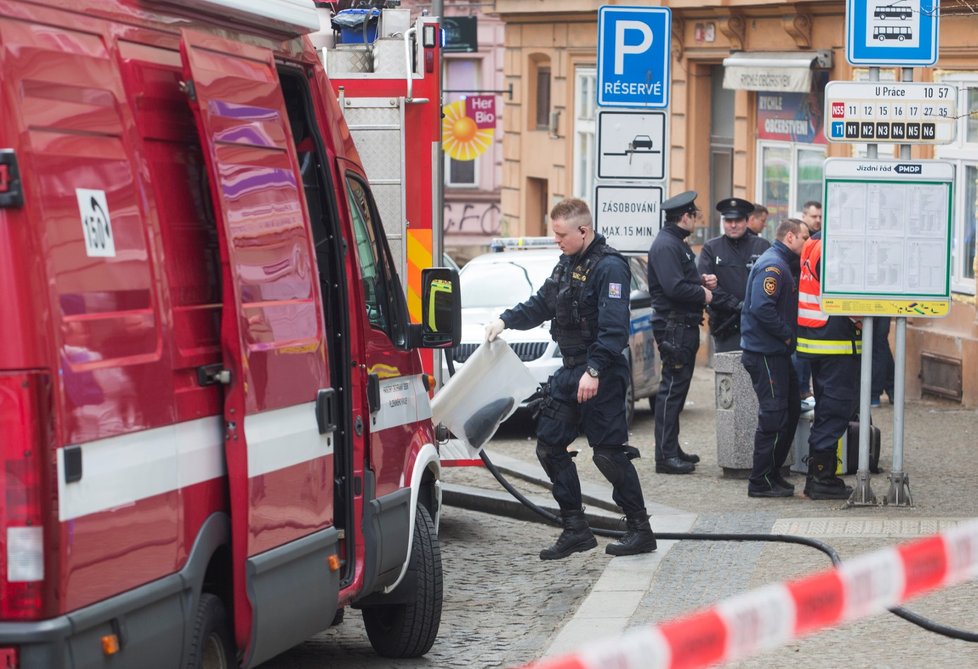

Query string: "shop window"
[[756, 142, 826, 225], [573, 65, 596, 207], [934, 73, 978, 294], [754, 80, 827, 227]]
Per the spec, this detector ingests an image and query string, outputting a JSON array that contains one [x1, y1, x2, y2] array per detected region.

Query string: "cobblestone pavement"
[[262, 364, 978, 668], [258, 506, 605, 669]]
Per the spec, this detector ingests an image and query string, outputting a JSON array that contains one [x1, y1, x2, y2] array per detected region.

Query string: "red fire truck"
[[0, 1, 459, 667], [318, 5, 444, 384]]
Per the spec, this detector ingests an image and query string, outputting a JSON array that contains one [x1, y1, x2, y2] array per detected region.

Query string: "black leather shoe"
[[677, 448, 700, 464], [655, 457, 694, 474], [771, 471, 795, 493], [747, 484, 794, 498]]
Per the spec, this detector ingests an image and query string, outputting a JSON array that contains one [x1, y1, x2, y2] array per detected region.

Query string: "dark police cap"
[[715, 197, 755, 220], [661, 190, 698, 218]]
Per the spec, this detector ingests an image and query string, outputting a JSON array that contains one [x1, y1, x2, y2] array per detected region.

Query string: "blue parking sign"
[[597, 6, 671, 108], [846, 0, 939, 66]]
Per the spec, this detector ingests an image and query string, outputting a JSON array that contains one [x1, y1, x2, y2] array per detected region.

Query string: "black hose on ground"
[[478, 448, 978, 643]]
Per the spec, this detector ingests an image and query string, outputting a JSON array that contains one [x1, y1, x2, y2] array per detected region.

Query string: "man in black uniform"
[[486, 198, 656, 560], [740, 218, 805, 497], [697, 198, 770, 353], [647, 191, 714, 475]]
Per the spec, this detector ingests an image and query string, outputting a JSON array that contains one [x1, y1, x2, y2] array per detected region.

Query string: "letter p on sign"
[[615, 21, 653, 75]]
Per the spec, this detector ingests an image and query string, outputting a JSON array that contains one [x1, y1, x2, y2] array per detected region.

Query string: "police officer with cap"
[[647, 191, 715, 474], [486, 198, 656, 560], [697, 197, 771, 353]]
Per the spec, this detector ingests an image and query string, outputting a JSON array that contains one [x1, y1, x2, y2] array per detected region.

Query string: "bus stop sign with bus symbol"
[[846, 0, 939, 66]]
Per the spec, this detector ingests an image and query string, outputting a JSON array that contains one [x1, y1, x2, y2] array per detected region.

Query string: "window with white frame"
[[934, 72, 978, 294], [756, 142, 826, 224], [445, 58, 480, 187], [573, 65, 596, 208]]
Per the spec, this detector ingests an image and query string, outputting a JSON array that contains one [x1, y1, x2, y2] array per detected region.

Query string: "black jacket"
[[500, 235, 630, 374], [740, 240, 799, 355], [697, 232, 770, 337], [647, 223, 705, 325]]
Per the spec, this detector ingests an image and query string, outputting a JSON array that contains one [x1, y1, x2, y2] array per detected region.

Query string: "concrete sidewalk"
[[442, 365, 978, 668]]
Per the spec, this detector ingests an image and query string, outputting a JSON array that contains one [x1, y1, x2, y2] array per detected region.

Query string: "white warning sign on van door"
[[76, 188, 116, 258], [594, 184, 663, 253]]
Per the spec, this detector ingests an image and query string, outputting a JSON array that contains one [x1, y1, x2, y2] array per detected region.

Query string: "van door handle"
[[316, 388, 337, 435], [367, 373, 380, 414]]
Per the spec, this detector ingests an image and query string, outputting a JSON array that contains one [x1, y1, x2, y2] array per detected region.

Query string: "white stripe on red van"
[[244, 402, 333, 478], [57, 416, 225, 522]]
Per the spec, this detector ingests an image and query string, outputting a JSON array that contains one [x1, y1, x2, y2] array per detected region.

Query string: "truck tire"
[[184, 593, 235, 669], [362, 504, 443, 658]]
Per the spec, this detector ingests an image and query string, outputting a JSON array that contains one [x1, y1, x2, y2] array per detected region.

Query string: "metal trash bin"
[[714, 351, 758, 476]]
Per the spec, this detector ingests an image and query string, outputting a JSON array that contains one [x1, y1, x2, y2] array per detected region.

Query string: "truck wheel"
[[185, 593, 235, 669], [362, 504, 443, 658]]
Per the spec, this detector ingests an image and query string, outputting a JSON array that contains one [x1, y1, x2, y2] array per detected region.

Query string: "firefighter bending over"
[[486, 198, 656, 560]]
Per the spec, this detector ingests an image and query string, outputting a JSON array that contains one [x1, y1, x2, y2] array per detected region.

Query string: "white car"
[[445, 243, 659, 425]]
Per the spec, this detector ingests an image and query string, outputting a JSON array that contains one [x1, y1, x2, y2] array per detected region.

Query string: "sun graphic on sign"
[[442, 100, 494, 161]]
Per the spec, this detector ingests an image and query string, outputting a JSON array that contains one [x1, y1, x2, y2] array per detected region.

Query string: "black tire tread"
[[362, 504, 443, 658], [184, 592, 235, 669]]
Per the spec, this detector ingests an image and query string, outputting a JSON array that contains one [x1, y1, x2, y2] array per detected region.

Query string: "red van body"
[[0, 1, 455, 667]]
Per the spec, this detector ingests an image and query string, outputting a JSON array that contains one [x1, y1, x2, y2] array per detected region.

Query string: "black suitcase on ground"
[[838, 420, 882, 475]]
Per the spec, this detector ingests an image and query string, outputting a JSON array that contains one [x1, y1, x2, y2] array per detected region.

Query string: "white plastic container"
[[431, 338, 539, 450]]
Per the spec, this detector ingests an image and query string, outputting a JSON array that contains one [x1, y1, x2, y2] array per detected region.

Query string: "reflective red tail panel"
[[0, 372, 52, 620]]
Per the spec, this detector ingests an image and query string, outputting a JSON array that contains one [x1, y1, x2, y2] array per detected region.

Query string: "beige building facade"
[[491, 0, 978, 406]]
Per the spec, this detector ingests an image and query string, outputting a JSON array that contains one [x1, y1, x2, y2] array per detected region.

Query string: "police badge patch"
[[763, 276, 777, 296], [609, 283, 622, 298]]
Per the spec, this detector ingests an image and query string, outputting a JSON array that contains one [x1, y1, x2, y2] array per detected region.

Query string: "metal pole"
[[851, 316, 877, 504], [849, 67, 879, 506], [887, 66, 915, 506], [433, 0, 445, 267]]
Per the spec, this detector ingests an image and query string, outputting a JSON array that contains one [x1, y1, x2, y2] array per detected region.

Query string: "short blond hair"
[[550, 198, 593, 229]]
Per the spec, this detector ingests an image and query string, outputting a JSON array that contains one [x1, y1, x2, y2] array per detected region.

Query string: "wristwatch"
[[585, 366, 600, 378]]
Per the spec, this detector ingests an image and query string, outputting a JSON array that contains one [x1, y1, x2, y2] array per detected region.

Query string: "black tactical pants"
[[535, 362, 645, 515], [808, 354, 860, 456], [742, 351, 800, 489], [652, 319, 700, 462]]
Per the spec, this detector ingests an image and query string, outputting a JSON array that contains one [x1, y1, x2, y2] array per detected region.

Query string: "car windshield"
[[460, 256, 557, 308]]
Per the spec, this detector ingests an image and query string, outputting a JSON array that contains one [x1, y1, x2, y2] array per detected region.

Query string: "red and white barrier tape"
[[521, 519, 978, 669]]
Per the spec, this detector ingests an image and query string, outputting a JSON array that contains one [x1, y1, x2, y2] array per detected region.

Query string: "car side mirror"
[[630, 288, 652, 310], [419, 268, 461, 348]]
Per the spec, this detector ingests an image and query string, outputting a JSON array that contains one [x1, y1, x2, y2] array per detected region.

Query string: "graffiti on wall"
[[444, 201, 501, 236]]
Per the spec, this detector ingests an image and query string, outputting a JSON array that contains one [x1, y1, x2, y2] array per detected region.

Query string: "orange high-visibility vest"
[[796, 237, 862, 355], [798, 238, 826, 327]]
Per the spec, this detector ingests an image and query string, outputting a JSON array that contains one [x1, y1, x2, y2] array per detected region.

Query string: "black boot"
[[540, 510, 597, 560], [677, 448, 700, 464], [605, 513, 657, 556], [804, 451, 853, 500]]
